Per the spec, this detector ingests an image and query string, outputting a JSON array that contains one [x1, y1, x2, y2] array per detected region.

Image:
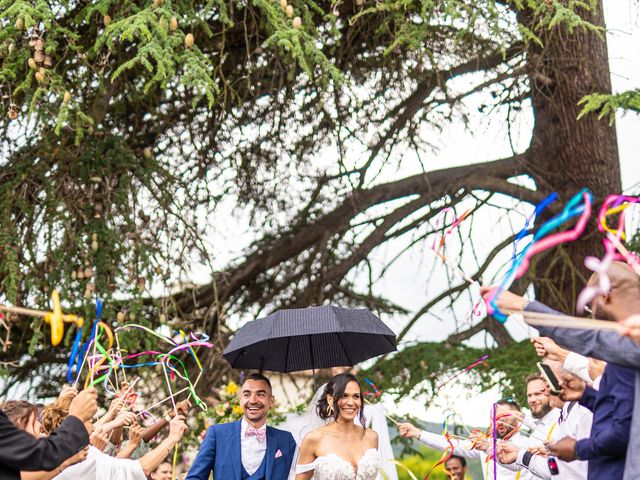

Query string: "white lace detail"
[[296, 448, 380, 479]]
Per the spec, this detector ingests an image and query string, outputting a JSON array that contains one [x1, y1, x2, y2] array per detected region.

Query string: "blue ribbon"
[[67, 298, 102, 383], [490, 189, 592, 322]]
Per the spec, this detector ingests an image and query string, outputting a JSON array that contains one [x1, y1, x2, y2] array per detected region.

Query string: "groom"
[[186, 373, 297, 480]]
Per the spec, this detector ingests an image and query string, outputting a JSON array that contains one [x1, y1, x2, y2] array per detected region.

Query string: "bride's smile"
[[335, 382, 362, 422]]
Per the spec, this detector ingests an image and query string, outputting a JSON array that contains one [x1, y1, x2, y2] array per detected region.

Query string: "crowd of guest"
[[0, 381, 189, 480], [2, 260, 640, 479], [397, 260, 640, 479]]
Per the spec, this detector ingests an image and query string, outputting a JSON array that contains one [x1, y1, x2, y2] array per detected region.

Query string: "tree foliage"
[[0, 0, 629, 403], [579, 89, 640, 125]]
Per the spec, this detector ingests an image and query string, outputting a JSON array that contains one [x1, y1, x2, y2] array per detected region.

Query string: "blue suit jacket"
[[186, 420, 297, 480], [527, 300, 640, 480]]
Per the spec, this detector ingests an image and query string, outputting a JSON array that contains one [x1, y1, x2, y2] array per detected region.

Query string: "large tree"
[[0, 0, 628, 402]]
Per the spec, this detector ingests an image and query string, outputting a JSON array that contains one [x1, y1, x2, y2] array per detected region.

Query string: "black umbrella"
[[223, 305, 397, 372]]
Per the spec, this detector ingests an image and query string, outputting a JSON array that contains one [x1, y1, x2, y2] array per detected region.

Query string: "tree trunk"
[[523, 1, 621, 312]]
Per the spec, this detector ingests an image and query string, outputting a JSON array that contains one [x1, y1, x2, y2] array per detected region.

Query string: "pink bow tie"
[[245, 426, 266, 442]]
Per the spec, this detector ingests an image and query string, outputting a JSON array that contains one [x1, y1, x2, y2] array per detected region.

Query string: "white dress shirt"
[[501, 408, 560, 480], [241, 418, 267, 475], [515, 402, 592, 479], [563, 352, 602, 390], [418, 429, 529, 479], [563, 352, 592, 385], [528, 408, 561, 448]]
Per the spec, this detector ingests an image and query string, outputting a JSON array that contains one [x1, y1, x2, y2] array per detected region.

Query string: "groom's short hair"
[[243, 373, 272, 394]]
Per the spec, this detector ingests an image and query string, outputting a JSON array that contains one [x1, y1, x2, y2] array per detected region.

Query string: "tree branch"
[[359, 44, 526, 181], [171, 153, 532, 316], [397, 233, 519, 341]]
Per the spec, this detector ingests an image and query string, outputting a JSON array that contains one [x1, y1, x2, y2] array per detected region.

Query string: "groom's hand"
[[397, 422, 421, 439]]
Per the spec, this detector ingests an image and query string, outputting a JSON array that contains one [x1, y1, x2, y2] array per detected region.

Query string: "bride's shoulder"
[[300, 427, 325, 447], [364, 427, 378, 445], [363, 427, 378, 437]]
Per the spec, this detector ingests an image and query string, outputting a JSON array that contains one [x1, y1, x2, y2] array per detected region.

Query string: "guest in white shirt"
[[498, 363, 592, 479], [398, 399, 528, 480], [499, 373, 561, 480]]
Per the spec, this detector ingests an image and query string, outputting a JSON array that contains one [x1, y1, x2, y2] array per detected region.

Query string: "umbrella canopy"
[[223, 305, 397, 372]]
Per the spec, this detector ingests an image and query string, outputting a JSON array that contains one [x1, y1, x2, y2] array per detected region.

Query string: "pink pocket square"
[[275, 449, 283, 459]]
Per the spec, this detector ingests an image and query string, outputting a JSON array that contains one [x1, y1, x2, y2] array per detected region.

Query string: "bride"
[[295, 373, 380, 480]]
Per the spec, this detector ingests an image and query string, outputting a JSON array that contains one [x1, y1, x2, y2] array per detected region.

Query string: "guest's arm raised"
[[20, 447, 89, 480], [138, 416, 187, 475], [398, 422, 484, 461]]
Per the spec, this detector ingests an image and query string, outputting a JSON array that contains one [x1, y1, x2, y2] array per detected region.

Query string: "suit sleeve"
[[186, 427, 217, 480], [0, 413, 89, 471], [525, 300, 640, 368], [287, 435, 298, 480], [289, 434, 297, 460], [578, 385, 598, 412], [575, 368, 634, 459]]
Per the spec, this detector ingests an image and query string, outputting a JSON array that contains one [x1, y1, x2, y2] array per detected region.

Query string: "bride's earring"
[[327, 402, 334, 416]]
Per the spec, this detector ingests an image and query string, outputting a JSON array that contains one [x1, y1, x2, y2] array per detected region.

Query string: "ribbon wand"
[[72, 338, 93, 389], [115, 330, 128, 386], [160, 356, 179, 480], [137, 387, 191, 417]]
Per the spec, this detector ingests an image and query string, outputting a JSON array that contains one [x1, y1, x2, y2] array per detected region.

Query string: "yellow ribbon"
[[600, 203, 631, 239], [44, 290, 84, 346]]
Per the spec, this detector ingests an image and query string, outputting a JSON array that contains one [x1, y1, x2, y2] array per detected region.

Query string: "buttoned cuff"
[[516, 449, 532, 467], [563, 352, 592, 384]]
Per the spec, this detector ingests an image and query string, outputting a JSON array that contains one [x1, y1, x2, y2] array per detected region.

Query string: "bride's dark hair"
[[316, 373, 366, 426]]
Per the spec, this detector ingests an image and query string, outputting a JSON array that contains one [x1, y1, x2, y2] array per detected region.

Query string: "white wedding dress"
[[295, 448, 381, 480], [279, 383, 397, 480]]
